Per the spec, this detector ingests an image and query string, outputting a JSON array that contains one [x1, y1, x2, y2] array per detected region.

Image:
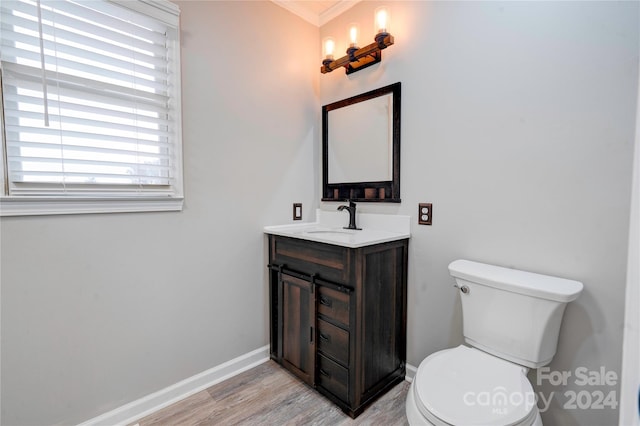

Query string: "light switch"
[[293, 203, 302, 220], [418, 203, 432, 225]]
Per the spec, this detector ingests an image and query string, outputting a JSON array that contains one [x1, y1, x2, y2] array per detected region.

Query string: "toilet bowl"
[[406, 346, 542, 426], [406, 260, 583, 426]]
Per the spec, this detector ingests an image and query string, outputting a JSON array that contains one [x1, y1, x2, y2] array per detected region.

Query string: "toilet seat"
[[413, 345, 538, 426]]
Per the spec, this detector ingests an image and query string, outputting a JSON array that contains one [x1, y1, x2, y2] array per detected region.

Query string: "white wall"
[[0, 2, 319, 424], [620, 56, 640, 426], [319, 2, 638, 425]]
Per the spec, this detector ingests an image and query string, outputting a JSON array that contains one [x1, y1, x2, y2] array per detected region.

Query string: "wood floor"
[[135, 360, 410, 425]]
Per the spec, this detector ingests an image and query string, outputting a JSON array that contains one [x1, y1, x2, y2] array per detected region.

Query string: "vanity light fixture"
[[321, 6, 394, 75]]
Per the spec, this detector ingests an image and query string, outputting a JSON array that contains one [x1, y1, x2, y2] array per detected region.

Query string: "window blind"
[[0, 0, 182, 197]]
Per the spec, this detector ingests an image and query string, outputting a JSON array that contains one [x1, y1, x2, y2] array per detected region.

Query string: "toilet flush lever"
[[454, 284, 470, 294]]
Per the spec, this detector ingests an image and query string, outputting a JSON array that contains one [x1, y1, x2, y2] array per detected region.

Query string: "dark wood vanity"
[[267, 234, 408, 418]]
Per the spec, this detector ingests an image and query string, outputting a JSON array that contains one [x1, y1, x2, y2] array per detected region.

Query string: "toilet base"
[[405, 380, 543, 426]]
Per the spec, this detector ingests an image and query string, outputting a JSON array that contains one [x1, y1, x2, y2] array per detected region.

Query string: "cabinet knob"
[[320, 296, 332, 307]]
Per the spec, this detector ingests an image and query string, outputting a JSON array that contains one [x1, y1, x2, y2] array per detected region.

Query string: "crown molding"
[[319, 1, 360, 26], [272, 0, 320, 26], [272, 1, 361, 27]]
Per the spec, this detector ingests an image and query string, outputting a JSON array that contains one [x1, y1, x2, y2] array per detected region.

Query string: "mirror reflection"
[[328, 93, 393, 184]]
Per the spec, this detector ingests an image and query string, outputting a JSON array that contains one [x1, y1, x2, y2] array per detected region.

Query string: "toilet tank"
[[449, 259, 583, 369]]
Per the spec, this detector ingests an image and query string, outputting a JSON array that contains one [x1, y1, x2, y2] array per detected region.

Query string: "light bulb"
[[323, 37, 335, 60], [375, 7, 389, 34], [348, 23, 359, 48]]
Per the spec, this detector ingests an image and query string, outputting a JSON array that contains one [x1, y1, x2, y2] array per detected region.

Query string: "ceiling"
[[271, 0, 361, 27]]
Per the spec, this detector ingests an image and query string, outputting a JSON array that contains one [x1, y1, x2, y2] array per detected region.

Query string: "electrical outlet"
[[293, 203, 302, 220], [418, 203, 432, 225]]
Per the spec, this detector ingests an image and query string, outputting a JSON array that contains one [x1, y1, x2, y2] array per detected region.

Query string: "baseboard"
[[405, 363, 417, 383], [78, 345, 270, 426]]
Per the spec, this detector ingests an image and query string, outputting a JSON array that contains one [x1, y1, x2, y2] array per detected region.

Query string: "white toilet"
[[406, 259, 583, 426]]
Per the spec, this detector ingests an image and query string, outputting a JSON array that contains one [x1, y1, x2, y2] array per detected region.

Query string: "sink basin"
[[302, 228, 357, 242], [304, 229, 357, 235]]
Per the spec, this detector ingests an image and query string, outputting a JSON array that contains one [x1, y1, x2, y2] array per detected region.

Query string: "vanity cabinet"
[[268, 234, 408, 418]]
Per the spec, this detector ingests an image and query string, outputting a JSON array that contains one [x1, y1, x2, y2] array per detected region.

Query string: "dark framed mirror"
[[322, 82, 401, 202]]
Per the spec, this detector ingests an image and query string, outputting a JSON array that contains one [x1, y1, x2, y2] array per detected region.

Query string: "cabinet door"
[[281, 273, 315, 385]]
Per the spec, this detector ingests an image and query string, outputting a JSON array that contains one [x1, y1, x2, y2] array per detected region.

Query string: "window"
[[0, 0, 183, 216]]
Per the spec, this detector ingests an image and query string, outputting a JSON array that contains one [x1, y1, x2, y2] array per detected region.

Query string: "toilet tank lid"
[[448, 259, 583, 302]]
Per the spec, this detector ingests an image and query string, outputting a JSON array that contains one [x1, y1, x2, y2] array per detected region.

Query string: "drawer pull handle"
[[319, 369, 331, 378], [319, 333, 330, 342], [319, 296, 332, 307]]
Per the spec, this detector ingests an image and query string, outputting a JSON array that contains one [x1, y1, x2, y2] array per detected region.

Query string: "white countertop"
[[264, 209, 410, 248]]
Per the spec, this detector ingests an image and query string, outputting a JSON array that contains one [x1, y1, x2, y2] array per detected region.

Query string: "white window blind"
[[0, 0, 182, 203]]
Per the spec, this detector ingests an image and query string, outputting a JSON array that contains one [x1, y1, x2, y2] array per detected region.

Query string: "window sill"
[[0, 196, 184, 217]]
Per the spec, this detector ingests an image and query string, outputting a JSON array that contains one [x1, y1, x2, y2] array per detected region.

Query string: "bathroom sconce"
[[321, 7, 394, 75]]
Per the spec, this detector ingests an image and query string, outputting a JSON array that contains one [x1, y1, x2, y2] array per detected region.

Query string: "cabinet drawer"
[[318, 354, 349, 403], [318, 285, 350, 327], [271, 236, 349, 283], [318, 319, 349, 366]]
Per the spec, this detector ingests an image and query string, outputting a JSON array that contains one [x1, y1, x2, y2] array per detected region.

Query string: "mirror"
[[322, 82, 401, 202]]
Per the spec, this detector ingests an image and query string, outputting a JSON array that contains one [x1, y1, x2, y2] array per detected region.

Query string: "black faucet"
[[337, 200, 361, 230]]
